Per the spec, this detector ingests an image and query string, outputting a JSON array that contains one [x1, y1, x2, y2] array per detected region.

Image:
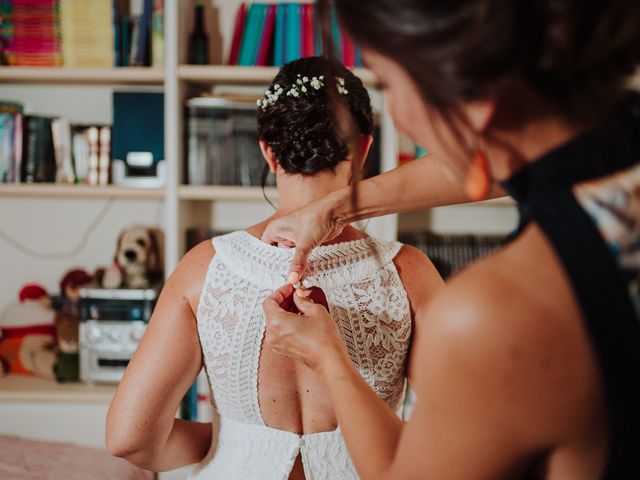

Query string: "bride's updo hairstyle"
[[256, 56, 373, 177]]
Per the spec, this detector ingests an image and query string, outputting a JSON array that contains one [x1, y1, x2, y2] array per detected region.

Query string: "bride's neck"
[[273, 165, 351, 216]]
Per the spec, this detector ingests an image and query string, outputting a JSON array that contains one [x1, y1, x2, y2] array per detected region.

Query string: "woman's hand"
[[261, 193, 346, 282], [263, 284, 349, 374]]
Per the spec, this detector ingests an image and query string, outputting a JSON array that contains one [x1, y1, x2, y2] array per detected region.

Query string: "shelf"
[[178, 65, 378, 87], [179, 184, 278, 201], [0, 375, 116, 404], [0, 183, 165, 199], [0, 67, 164, 85]]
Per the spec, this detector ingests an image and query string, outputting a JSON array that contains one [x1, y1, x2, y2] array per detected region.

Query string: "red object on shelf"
[[256, 4, 276, 66], [341, 29, 356, 67], [301, 3, 315, 58], [228, 3, 247, 65]]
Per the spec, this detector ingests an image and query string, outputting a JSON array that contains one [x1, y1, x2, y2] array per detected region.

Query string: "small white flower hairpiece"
[[257, 74, 348, 110]]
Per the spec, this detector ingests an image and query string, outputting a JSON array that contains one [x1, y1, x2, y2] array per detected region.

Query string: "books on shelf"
[[185, 95, 381, 188], [229, 2, 363, 67], [5, 0, 62, 66], [397, 232, 506, 278], [0, 100, 114, 186], [60, 0, 114, 68], [0, 0, 163, 68]]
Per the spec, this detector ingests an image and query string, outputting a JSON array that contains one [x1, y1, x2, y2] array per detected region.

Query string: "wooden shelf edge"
[[0, 375, 116, 404], [178, 65, 378, 87], [179, 184, 278, 201], [0, 184, 165, 199], [0, 67, 165, 85]]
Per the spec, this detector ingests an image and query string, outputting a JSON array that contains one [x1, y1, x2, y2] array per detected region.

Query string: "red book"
[[256, 4, 277, 66], [228, 3, 247, 65], [341, 28, 356, 67], [301, 3, 315, 58]]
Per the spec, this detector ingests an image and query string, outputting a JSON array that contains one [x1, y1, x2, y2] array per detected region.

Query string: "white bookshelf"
[[0, 66, 164, 84], [0, 183, 165, 199], [0, 0, 517, 280]]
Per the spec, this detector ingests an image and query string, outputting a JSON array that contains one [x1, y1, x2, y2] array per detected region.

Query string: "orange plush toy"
[[0, 284, 57, 379]]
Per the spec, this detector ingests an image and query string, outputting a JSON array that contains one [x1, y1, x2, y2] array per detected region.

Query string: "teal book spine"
[[238, 4, 265, 66], [330, 4, 342, 60], [273, 3, 287, 66], [284, 3, 301, 63], [250, 4, 269, 65]]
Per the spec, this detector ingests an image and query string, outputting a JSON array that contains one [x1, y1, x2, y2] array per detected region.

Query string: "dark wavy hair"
[[320, 0, 640, 153], [256, 56, 373, 182]]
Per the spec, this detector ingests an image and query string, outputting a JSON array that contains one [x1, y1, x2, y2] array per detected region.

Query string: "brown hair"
[[319, 0, 640, 152]]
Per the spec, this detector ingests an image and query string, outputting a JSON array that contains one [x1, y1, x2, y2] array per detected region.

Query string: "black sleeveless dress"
[[501, 94, 640, 479]]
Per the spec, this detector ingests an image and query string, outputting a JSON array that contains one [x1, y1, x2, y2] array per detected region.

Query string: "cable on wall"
[[0, 198, 114, 261]]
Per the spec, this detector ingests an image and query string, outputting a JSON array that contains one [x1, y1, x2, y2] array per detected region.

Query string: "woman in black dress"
[[261, 0, 640, 478]]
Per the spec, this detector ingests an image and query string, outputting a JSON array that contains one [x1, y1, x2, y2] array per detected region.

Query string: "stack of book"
[[60, 0, 114, 67], [0, 0, 163, 68], [229, 2, 362, 67], [185, 96, 381, 188], [4, 0, 62, 66], [0, 101, 112, 185], [398, 232, 506, 278]]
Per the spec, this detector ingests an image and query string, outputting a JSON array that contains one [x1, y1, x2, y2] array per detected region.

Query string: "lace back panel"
[[197, 231, 412, 425]]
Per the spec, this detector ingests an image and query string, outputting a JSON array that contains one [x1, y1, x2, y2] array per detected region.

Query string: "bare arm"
[[262, 155, 505, 279], [106, 241, 214, 472]]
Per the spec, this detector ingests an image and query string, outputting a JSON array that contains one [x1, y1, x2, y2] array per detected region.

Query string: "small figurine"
[[53, 269, 92, 382], [0, 284, 57, 379]]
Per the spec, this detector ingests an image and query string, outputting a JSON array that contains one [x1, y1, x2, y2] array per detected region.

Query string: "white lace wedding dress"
[[188, 231, 412, 480]]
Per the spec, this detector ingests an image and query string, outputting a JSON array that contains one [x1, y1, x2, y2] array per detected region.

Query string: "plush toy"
[[53, 269, 93, 382], [106, 226, 164, 289], [0, 284, 57, 379]]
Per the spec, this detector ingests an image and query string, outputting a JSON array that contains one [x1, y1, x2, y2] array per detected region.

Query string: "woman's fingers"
[[265, 283, 295, 306], [289, 246, 311, 282], [293, 290, 324, 316]]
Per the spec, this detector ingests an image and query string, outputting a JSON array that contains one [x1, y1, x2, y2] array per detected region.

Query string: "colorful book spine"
[[273, 3, 286, 67], [284, 3, 300, 63], [301, 3, 314, 58], [11, 0, 61, 66], [341, 29, 355, 67], [228, 2, 247, 65], [329, 3, 342, 60], [151, 0, 164, 68], [256, 4, 276, 67], [237, 3, 261, 66]]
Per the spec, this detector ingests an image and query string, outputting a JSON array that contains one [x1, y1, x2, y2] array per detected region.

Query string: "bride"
[[106, 56, 443, 479]]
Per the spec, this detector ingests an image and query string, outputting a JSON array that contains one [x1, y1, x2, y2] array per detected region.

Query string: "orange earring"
[[464, 150, 491, 201]]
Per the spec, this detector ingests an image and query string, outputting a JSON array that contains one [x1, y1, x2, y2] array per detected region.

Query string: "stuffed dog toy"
[[112, 226, 164, 288]]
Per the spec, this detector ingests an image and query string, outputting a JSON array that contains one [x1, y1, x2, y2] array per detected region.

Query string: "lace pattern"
[[194, 231, 412, 477]]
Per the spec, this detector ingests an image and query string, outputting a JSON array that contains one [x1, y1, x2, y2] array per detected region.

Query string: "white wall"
[[0, 85, 164, 310]]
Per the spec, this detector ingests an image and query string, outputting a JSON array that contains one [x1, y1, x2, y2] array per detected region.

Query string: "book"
[[284, 3, 300, 63], [60, 0, 114, 67], [21, 116, 56, 184], [10, 0, 61, 66], [134, 0, 152, 66], [51, 118, 74, 184], [341, 30, 355, 67], [151, 0, 163, 67], [237, 3, 265, 66], [0, 101, 23, 182], [121, 15, 131, 66], [301, 3, 314, 58], [228, 2, 247, 65], [329, 3, 342, 60], [255, 3, 276, 66], [273, 3, 287, 67], [0, 113, 14, 182]]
